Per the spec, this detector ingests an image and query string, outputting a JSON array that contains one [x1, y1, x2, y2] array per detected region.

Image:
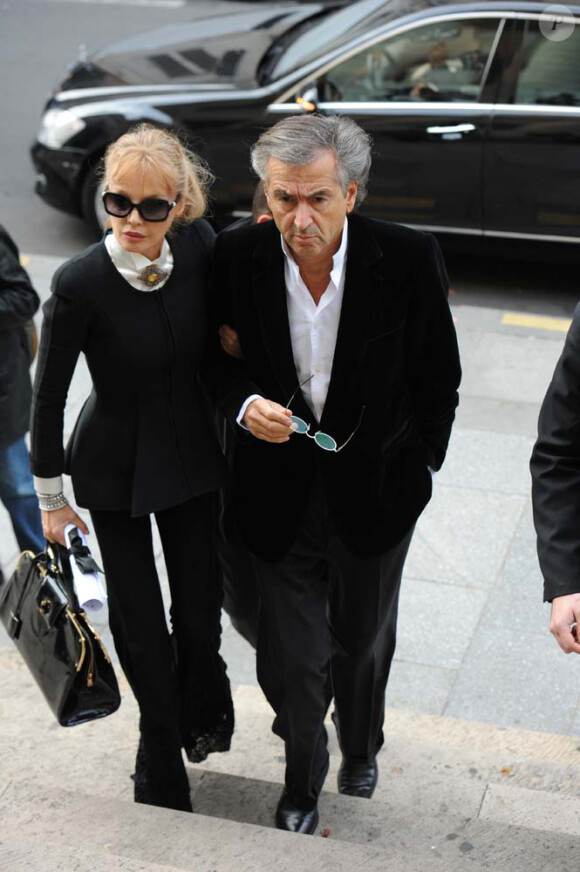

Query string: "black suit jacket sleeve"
[[407, 233, 460, 471], [0, 225, 40, 329], [203, 231, 262, 427], [531, 304, 580, 602], [30, 273, 90, 479]]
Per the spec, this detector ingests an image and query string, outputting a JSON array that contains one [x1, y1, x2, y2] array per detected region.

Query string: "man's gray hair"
[[251, 115, 372, 206]]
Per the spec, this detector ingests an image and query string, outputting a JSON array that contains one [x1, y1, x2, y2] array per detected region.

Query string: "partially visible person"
[[0, 224, 43, 556], [251, 183, 273, 226], [30, 124, 233, 813], [217, 183, 273, 649], [410, 42, 462, 98], [531, 307, 580, 654]]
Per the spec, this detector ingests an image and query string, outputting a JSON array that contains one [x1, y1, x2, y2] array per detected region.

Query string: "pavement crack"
[[0, 779, 13, 802], [476, 783, 489, 819]]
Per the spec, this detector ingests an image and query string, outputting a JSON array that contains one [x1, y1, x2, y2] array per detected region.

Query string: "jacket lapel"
[[319, 214, 385, 433]]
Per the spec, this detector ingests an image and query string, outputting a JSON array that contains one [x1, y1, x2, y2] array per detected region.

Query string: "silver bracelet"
[[38, 492, 69, 512]]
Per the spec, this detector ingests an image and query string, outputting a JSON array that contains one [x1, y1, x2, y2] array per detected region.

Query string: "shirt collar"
[[105, 231, 172, 274], [281, 217, 349, 289]]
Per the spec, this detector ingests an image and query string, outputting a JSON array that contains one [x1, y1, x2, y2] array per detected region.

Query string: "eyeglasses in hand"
[[286, 375, 365, 453]]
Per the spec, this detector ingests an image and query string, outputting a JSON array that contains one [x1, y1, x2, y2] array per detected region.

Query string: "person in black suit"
[[531, 307, 580, 654], [30, 124, 233, 813], [208, 114, 461, 833]]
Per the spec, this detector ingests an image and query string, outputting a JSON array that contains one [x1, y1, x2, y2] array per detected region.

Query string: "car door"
[[268, 13, 505, 233], [483, 11, 580, 242]]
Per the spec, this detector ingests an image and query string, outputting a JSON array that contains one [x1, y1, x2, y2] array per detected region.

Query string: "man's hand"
[[219, 324, 243, 360], [243, 398, 293, 443], [549, 593, 580, 654], [42, 505, 89, 546]]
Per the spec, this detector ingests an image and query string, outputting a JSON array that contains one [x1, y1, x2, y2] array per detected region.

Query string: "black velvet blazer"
[[531, 303, 580, 601], [31, 221, 227, 516], [208, 213, 461, 561]]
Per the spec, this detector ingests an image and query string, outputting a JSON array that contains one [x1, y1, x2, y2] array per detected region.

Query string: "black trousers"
[[90, 493, 226, 807], [254, 482, 413, 810]]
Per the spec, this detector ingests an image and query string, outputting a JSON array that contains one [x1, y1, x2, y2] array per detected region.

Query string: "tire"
[[81, 161, 107, 237]]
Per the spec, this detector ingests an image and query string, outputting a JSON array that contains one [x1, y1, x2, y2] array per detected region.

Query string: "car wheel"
[[81, 162, 107, 236]]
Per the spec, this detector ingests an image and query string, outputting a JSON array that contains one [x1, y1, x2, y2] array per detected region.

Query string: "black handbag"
[[0, 543, 121, 726]]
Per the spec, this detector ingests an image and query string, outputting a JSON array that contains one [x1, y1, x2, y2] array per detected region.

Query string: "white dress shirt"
[[238, 219, 348, 426], [34, 233, 174, 497]]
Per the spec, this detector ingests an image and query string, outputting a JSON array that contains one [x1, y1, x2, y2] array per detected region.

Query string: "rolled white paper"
[[64, 524, 107, 612]]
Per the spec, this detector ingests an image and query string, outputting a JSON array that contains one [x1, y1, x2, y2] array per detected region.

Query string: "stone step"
[[0, 783, 389, 872], [196, 685, 580, 802], [3, 647, 580, 825], [4, 644, 580, 869], [187, 767, 580, 865], [3, 780, 580, 872], [0, 837, 191, 872]]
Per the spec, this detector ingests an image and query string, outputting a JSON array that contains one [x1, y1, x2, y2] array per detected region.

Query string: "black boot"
[[132, 734, 193, 813]]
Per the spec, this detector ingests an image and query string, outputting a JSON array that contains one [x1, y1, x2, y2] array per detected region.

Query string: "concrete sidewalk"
[[1, 251, 577, 740]]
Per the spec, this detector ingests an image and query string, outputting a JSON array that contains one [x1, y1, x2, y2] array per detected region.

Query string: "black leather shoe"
[[275, 791, 319, 834], [337, 756, 378, 798]]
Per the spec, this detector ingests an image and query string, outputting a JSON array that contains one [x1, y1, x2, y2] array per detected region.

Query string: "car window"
[[515, 19, 580, 107], [317, 18, 500, 103]]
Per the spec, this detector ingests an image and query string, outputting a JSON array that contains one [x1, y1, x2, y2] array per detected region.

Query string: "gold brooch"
[[138, 265, 169, 288]]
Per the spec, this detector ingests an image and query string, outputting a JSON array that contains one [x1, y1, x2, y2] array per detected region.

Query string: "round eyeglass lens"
[[290, 416, 309, 434], [314, 432, 337, 451]]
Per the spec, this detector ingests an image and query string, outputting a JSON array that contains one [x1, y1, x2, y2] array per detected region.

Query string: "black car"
[[32, 0, 580, 245]]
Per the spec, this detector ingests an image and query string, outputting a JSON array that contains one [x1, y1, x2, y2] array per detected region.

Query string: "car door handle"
[[426, 123, 476, 139]]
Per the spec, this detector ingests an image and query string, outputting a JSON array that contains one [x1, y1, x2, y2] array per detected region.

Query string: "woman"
[[30, 124, 233, 813]]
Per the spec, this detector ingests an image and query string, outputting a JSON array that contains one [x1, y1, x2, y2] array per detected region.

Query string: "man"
[[531, 308, 580, 654], [210, 115, 461, 834], [0, 224, 43, 557]]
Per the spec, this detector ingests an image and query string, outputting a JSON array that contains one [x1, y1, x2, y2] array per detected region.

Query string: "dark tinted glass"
[[516, 19, 580, 107], [316, 18, 500, 104]]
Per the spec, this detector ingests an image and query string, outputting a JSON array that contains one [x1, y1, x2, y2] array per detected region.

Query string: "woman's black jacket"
[[30, 221, 227, 516], [0, 224, 40, 450]]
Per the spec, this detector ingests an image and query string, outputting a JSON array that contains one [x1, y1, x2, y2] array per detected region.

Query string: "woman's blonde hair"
[[103, 124, 213, 223]]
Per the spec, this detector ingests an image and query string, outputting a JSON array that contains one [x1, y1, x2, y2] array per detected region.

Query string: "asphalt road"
[[1, 0, 579, 313]]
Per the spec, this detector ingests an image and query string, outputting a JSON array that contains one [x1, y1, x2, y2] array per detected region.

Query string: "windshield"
[[265, 0, 398, 82], [257, 8, 337, 85], [265, 0, 450, 82]]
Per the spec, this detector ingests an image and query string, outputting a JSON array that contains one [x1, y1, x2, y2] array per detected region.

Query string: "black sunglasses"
[[102, 191, 181, 222]]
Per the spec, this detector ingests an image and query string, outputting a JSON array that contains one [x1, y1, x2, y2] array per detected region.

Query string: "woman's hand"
[[42, 505, 89, 546], [219, 324, 243, 360]]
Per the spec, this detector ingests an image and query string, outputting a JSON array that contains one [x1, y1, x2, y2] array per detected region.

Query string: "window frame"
[[274, 11, 510, 110], [511, 14, 580, 109]]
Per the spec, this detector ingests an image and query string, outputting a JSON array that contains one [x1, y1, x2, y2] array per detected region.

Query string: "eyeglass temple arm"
[[286, 373, 315, 409], [336, 405, 366, 453]]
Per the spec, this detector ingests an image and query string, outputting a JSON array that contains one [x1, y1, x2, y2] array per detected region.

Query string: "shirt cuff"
[[34, 475, 64, 495], [237, 394, 263, 430]]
